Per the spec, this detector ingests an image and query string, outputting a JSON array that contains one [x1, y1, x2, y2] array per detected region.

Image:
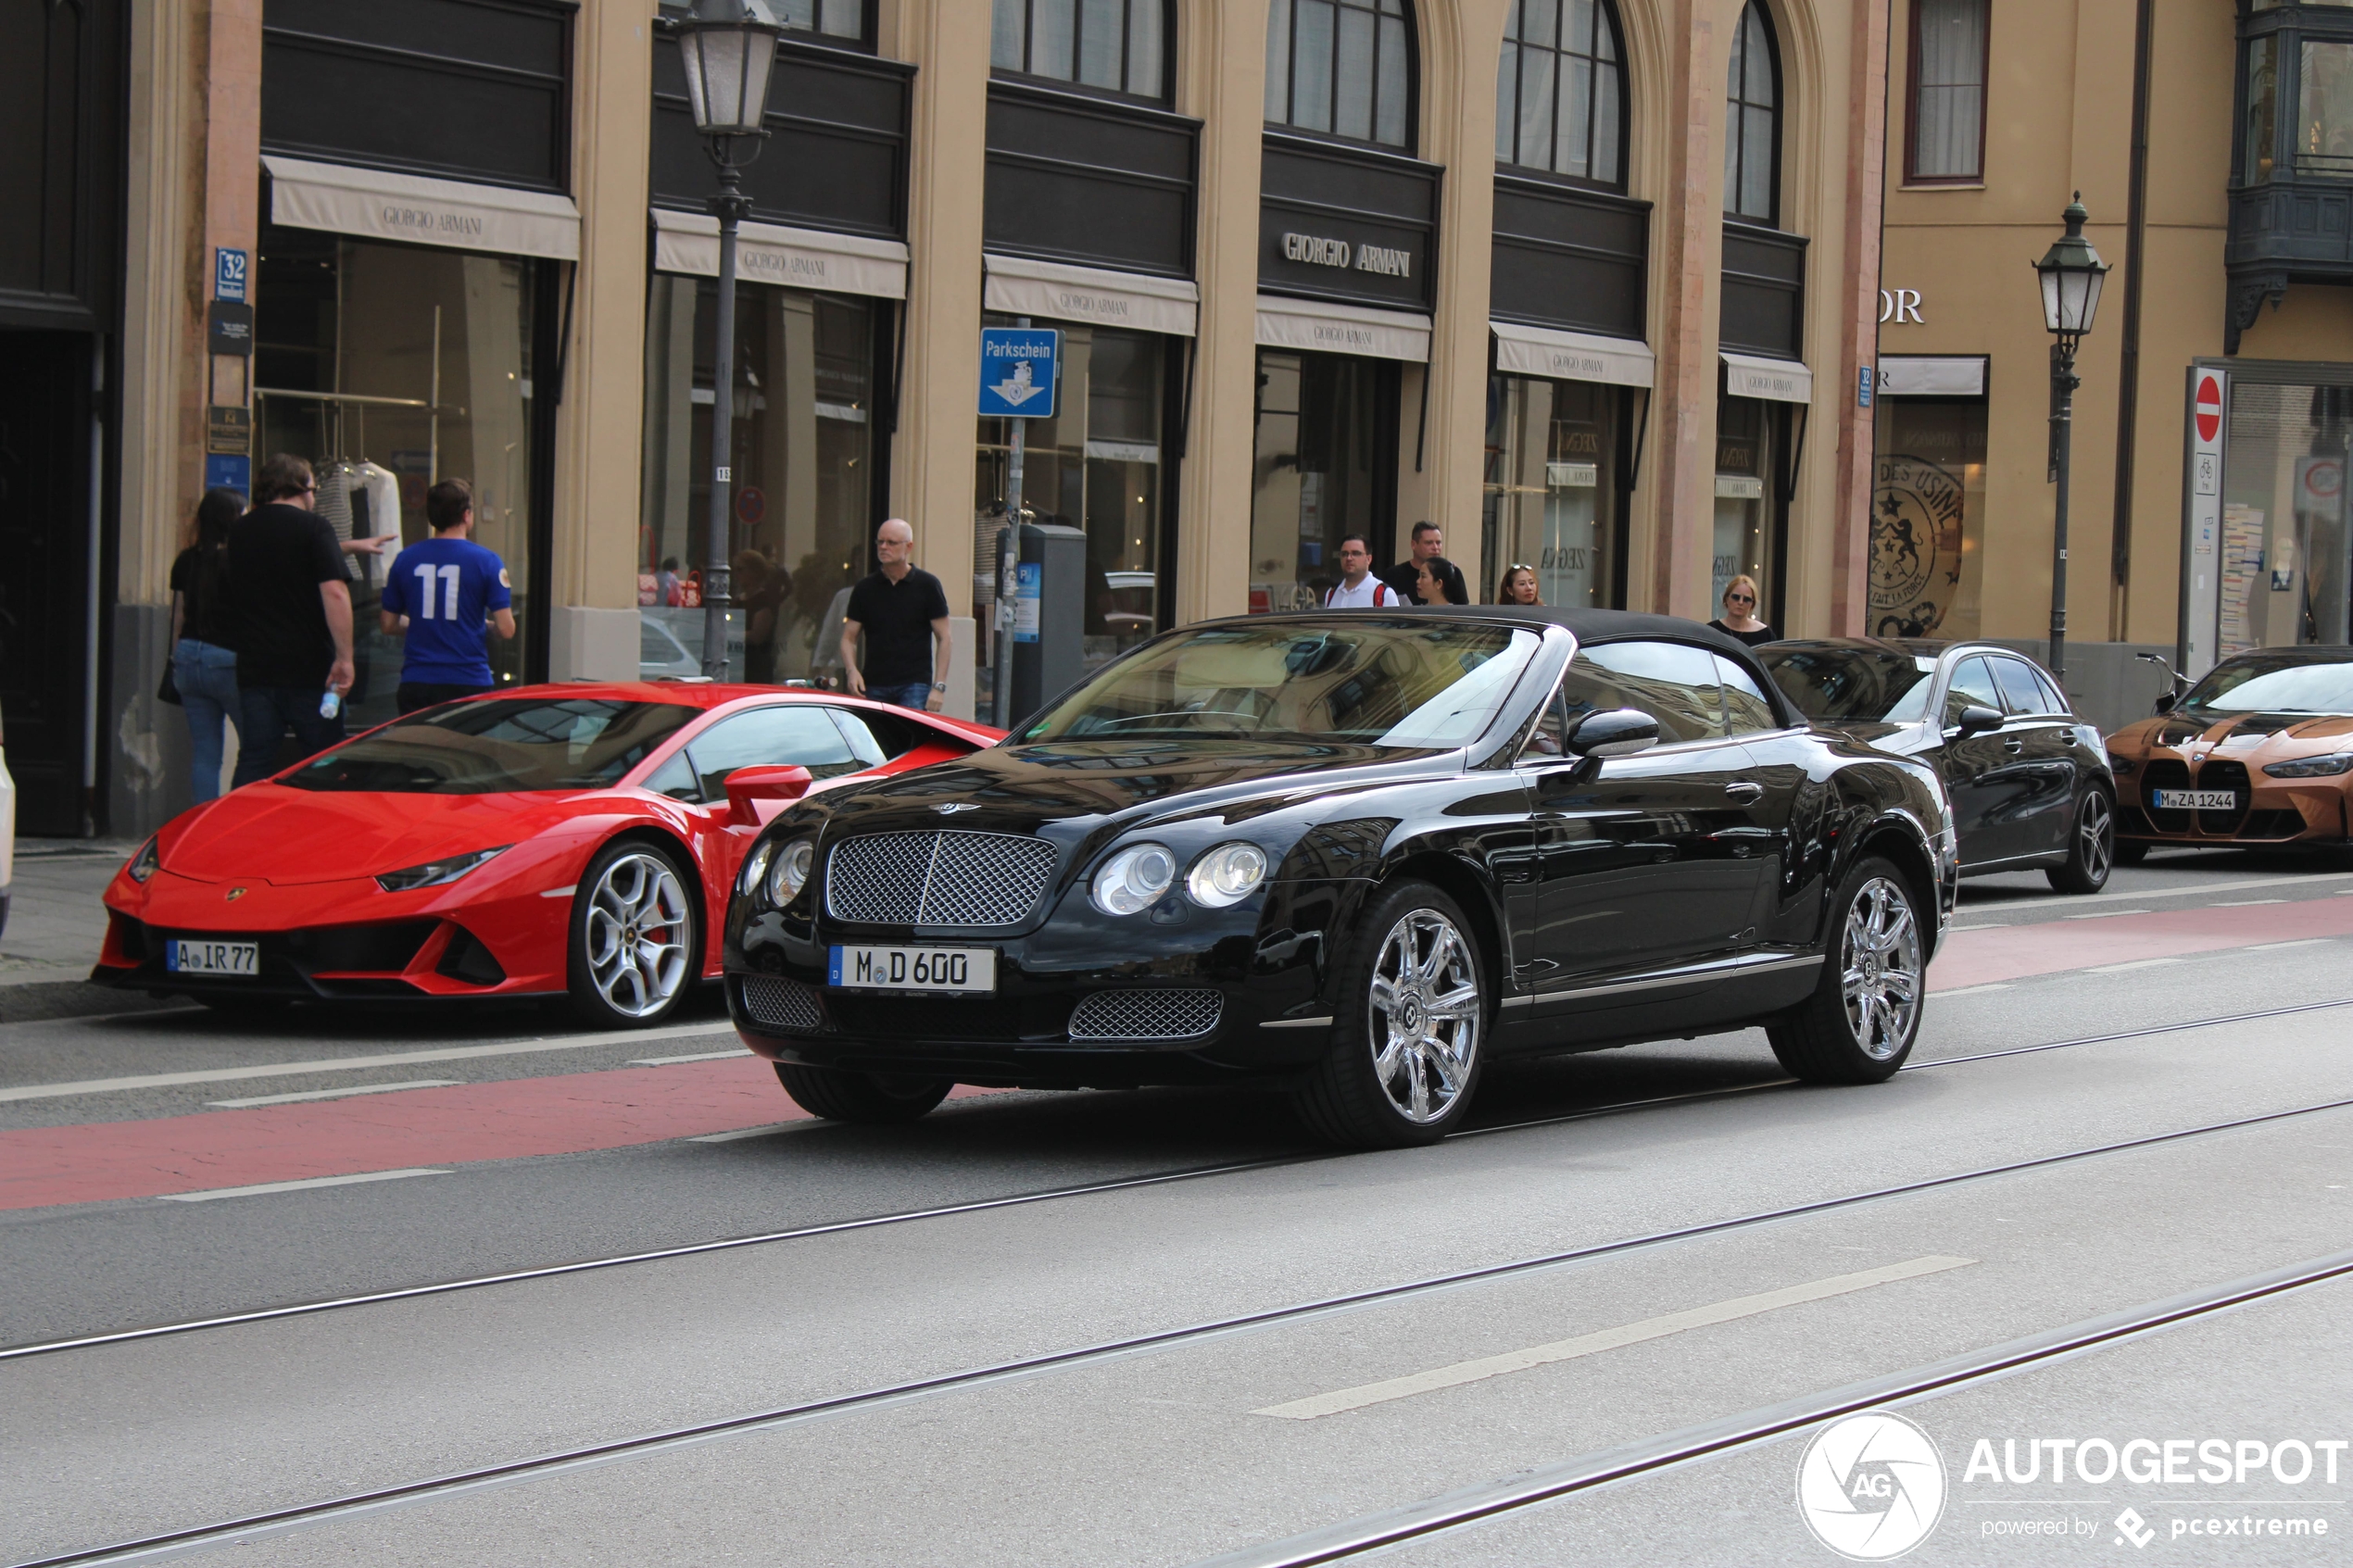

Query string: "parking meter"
[[1008, 522, 1088, 731]]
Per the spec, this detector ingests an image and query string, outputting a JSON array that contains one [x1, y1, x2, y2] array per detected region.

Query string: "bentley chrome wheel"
[[585, 850, 693, 1018], [1365, 909, 1482, 1124], [1840, 876, 1922, 1060]]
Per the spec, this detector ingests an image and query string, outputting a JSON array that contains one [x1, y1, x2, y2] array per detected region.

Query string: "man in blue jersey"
[[379, 479, 517, 713]]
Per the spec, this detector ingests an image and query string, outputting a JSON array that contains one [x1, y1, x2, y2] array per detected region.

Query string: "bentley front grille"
[[741, 975, 827, 1034], [1066, 988, 1225, 1042], [825, 831, 1058, 927]]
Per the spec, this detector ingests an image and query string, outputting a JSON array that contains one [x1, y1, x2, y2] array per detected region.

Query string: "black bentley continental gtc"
[[724, 608, 1958, 1148]]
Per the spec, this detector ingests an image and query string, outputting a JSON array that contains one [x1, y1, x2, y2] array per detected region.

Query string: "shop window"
[[1869, 395, 1987, 639], [2246, 34, 2279, 183], [1907, 0, 1987, 182], [990, 0, 1169, 100], [2217, 381, 2353, 654], [1481, 374, 1623, 608], [1495, 0, 1626, 188], [973, 322, 1168, 672], [1265, 0, 1416, 149], [1712, 395, 1780, 626], [1724, 1, 1780, 223], [637, 276, 878, 684], [1250, 349, 1398, 611], [253, 228, 544, 734], [2302, 40, 2353, 176]]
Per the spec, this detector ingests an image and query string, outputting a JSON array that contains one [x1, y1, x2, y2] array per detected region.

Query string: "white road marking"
[[1932, 983, 2015, 997], [157, 1169, 451, 1203], [1960, 869, 2353, 918], [629, 1049, 749, 1067], [1252, 1255, 1978, 1421], [686, 1123, 799, 1143], [0, 1019, 739, 1104], [2062, 909, 2152, 920], [1947, 924, 2007, 933], [2084, 957, 2187, 974], [2214, 898, 2289, 907], [2248, 939, 2332, 952], [208, 1080, 460, 1109]]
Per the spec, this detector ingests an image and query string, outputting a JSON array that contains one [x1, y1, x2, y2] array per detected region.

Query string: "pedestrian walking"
[[379, 478, 516, 712], [840, 519, 951, 711], [1324, 534, 1405, 607], [169, 487, 249, 802], [1412, 555, 1460, 609], [1496, 563, 1541, 606], [228, 454, 356, 786], [1381, 521, 1469, 605], [1708, 574, 1775, 646]]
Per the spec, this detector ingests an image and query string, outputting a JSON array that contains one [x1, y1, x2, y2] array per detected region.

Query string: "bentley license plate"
[[168, 939, 258, 976], [2152, 789, 2239, 811], [828, 945, 996, 994]]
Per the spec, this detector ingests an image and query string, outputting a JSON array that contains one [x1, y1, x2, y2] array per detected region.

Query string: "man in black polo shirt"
[[1381, 521, 1470, 605], [840, 518, 951, 712], [229, 453, 356, 786]]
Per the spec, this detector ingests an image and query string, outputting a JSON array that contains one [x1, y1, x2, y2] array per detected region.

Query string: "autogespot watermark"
[[1796, 1414, 2347, 1558]]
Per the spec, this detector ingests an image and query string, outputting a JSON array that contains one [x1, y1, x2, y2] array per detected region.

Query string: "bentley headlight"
[[127, 835, 160, 884], [376, 846, 508, 892], [739, 841, 775, 898], [1091, 842, 1177, 916], [766, 838, 816, 906], [2263, 752, 2353, 778], [1187, 842, 1268, 908]]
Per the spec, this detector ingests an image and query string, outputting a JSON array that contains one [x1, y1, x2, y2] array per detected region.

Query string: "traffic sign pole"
[[995, 318, 1029, 728]]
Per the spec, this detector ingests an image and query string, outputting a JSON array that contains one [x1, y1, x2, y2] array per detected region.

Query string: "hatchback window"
[[1581, 641, 1730, 743], [1991, 658, 2051, 716], [1944, 657, 2003, 725], [686, 706, 863, 799]]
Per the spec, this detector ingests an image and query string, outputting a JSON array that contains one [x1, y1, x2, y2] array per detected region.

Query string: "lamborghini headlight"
[[126, 835, 160, 884], [375, 847, 508, 892]]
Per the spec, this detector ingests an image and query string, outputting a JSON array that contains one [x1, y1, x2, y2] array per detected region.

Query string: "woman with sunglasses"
[[1496, 564, 1541, 606], [1708, 574, 1774, 647]]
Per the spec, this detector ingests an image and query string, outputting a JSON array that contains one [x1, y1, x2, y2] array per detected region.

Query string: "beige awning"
[[984, 255, 1198, 337], [650, 207, 908, 299], [264, 156, 581, 261], [1720, 350, 1814, 404], [1491, 320, 1655, 388], [1254, 295, 1431, 362]]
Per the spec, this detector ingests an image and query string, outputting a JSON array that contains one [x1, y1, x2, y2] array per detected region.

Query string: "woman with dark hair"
[[170, 487, 250, 800], [1496, 564, 1541, 606], [1413, 556, 1459, 609]]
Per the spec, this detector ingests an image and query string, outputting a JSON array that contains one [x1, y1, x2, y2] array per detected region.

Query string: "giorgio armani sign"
[[1259, 132, 1437, 313]]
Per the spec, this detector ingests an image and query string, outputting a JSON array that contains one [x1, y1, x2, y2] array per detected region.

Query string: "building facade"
[[31, 0, 1891, 837], [1877, 0, 2353, 722]]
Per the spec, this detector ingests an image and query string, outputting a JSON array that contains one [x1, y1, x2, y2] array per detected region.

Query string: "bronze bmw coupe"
[[2108, 647, 2353, 862]]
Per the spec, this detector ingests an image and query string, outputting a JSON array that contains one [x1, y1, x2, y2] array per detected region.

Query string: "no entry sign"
[[2196, 373, 2223, 445]]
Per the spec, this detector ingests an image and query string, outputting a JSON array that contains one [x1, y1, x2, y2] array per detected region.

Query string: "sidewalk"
[[1, 841, 169, 1023]]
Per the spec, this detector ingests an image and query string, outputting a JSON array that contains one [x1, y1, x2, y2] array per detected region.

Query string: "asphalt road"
[[6, 847, 2352, 1566]]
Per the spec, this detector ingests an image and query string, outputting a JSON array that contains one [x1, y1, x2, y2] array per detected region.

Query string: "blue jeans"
[[173, 639, 245, 802], [232, 684, 346, 788], [866, 681, 936, 710]]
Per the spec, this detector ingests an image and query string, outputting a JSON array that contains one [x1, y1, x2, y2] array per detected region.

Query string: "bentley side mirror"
[[1949, 704, 2004, 739], [1564, 708, 1660, 760], [724, 764, 813, 826]]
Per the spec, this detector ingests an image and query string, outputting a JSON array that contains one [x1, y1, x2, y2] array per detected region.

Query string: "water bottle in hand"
[[320, 688, 342, 721]]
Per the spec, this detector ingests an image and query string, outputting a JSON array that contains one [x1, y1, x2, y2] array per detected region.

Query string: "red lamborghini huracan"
[[93, 684, 1000, 1026]]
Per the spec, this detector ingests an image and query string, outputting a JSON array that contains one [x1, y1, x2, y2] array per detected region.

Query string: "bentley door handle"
[[2003, 738, 2024, 754], [1724, 781, 1765, 803]]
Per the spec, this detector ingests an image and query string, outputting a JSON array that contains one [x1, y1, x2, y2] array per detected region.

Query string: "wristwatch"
[[931, 682, 947, 691]]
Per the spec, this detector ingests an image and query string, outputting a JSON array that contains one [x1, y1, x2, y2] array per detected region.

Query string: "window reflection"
[[2301, 40, 2353, 176]]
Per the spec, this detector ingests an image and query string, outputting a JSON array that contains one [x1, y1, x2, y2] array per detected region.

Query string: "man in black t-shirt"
[[1381, 521, 1470, 605], [839, 519, 951, 712], [228, 453, 356, 786]]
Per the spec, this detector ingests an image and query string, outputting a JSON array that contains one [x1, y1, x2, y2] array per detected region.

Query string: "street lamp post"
[[675, 0, 782, 679], [2032, 194, 2111, 686]]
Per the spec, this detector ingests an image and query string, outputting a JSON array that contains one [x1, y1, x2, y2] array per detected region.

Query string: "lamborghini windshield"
[[1015, 620, 1541, 749], [2181, 654, 2353, 717], [281, 698, 698, 794]]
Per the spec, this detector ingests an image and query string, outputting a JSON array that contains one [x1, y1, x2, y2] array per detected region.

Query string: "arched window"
[[1265, 0, 1415, 149], [991, 0, 1169, 101], [1724, 0, 1780, 222], [1495, 0, 1626, 186]]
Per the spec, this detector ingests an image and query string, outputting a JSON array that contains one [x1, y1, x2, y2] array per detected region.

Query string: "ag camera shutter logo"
[[1796, 1411, 1948, 1560]]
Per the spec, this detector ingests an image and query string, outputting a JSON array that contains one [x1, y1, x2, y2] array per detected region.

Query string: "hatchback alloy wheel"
[[1365, 908, 1483, 1124], [1840, 876, 1923, 1060]]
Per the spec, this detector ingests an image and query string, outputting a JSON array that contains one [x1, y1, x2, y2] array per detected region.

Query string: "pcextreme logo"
[[1797, 1411, 1948, 1561]]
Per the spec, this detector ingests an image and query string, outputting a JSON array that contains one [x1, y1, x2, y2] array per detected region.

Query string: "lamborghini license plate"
[[168, 939, 258, 976]]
